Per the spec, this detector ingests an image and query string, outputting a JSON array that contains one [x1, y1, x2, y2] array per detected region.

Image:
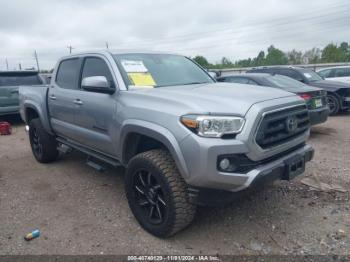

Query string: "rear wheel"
[[29, 118, 58, 163], [125, 149, 196, 237], [326, 94, 340, 115]]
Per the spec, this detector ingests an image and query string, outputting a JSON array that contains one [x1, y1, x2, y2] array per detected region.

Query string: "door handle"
[[73, 99, 83, 105], [49, 94, 56, 100]]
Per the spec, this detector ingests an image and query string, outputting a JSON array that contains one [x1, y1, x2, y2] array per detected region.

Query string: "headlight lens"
[[180, 115, 245, 137]]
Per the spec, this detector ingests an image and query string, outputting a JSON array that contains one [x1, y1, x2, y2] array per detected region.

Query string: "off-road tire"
[[29, 118, 58, 163], [125, 149, 196, 237]]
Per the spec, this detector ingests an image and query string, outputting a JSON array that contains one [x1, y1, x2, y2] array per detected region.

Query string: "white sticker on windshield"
[[304, 73, 312, 78], [121, 60, 148, 73]]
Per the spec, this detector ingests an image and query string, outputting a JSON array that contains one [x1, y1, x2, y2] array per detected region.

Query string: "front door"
[[73, 56, 117, 156]]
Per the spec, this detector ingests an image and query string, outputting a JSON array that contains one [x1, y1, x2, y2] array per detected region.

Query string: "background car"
[[247, 66, 350, 115], [217, 73, 329, 125], [0, 71, 44, 116], [317, 66, 350, 84]]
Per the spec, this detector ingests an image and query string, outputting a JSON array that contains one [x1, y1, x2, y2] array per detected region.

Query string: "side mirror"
[[82, 76, 115, 94]]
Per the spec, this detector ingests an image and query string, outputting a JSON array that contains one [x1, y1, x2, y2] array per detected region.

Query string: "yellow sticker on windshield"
[[128, 72, 156, 87]]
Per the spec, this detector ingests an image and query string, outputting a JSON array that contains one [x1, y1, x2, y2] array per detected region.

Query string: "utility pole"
[[67, 45, 74, 54], [105, 42, 109, 49], [34, 50, 40, 71], [5, 58, 9, 70]]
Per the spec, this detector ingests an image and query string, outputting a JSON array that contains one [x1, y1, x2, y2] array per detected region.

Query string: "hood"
[[129, 82, 297, 116], [308, 80, 350, 91]]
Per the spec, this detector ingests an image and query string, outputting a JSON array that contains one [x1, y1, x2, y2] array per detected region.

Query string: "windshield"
[[300, 69, 323, 82], [113, 53, 214, 88], [265, 74, 307, 89], [0, 74, 43, 87]]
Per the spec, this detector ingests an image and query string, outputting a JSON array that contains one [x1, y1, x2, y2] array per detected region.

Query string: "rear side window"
[[0, 74, 43, 86], [335, 68, 350, 77], [56, 58, 81, 89], [227, 77, 249, 84], [318, 69, 333, 78], [248, 68, 271, 73], [81, 57, 114, 85], [277, 69, 303, 81]]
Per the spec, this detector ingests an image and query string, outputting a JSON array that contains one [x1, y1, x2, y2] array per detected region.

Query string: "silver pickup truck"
[[19, 50, 314, 237]]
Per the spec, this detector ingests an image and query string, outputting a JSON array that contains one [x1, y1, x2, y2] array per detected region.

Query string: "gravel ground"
[[0, 114, 349, 255]]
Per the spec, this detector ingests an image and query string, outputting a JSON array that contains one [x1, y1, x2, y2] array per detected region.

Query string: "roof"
[[0, 70, 39, 74], [60, 49, 181, 60], [317, 65, 350, 71], [250, 65, 305, 70]]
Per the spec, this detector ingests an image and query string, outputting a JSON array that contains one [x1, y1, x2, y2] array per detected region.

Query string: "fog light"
[[219, 158, 230, 170]]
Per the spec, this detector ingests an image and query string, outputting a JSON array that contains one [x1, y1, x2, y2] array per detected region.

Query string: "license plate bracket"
[[282, 155, 305, 180]]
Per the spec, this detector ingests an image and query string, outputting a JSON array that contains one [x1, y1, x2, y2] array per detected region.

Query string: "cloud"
[[0, 0, 349, 70]]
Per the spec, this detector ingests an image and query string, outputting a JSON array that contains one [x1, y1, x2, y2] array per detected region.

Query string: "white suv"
[[317, 66, 350, 84]]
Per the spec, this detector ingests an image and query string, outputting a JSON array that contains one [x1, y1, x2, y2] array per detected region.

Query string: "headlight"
[[180, 115, 245, 138]]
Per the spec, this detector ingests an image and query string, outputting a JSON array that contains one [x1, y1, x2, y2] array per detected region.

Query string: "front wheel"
[[125, 149, 196, 237], [29, 118, 58, 163], [326, 94, 340, 115]]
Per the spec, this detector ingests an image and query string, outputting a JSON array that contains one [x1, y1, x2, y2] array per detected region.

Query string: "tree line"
[[193, 42, 350, 69]]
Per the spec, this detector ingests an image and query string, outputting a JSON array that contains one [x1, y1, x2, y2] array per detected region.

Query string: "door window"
[[81, 57, 114, 88], [56, 58, 81, 89], [227, 77, 249, 84], [335, 68, 350, 77]]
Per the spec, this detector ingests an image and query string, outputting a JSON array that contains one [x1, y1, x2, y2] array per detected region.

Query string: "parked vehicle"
[[247, 66, 350, 115], [20, 51, 314, 237], [217, 73, 329, 125], [317, 66, 350, 84], [0, 71, 44, 116]]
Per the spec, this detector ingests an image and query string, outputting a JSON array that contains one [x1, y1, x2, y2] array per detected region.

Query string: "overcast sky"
[[0, 0, 349, 70]]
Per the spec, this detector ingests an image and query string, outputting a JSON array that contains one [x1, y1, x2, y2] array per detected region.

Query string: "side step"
[[86, 157, 106, 172], [56, 137, 122, 167]]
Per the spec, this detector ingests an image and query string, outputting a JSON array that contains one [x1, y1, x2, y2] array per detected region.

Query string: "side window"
[[81, 57, 114, 87], [217, 77, 226, 82], [56, 58, 81, 89], [278, 69, 302, 81], [335, 68, 350, 77], [247, 79, 258, 85], [318, 69, 332, 78], [228, 77, 249, 84]]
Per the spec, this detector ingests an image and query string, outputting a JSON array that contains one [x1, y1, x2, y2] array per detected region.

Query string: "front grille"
[[256, 105, 310, 149]]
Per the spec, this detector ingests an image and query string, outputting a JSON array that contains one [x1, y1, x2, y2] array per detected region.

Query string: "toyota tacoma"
[[19, 51, 314, 237]]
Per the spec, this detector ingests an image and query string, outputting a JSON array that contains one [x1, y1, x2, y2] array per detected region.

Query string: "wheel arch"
[[119, 120, 189, 179], [24, 103, 53, 134]]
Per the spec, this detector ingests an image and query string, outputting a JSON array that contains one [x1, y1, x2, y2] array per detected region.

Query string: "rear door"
[[73, 56, 117, 156], [334, 67, 350, 83], [48, 58, 83, 140]]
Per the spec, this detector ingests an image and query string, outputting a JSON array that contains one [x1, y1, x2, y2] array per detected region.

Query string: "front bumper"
[[309, 107, 329, 125], [0, 105, 19, 116], [180, 132, 314, 192]]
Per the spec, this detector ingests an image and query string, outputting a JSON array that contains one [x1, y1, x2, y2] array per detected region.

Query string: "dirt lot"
[[0, 114, 349, 255]]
